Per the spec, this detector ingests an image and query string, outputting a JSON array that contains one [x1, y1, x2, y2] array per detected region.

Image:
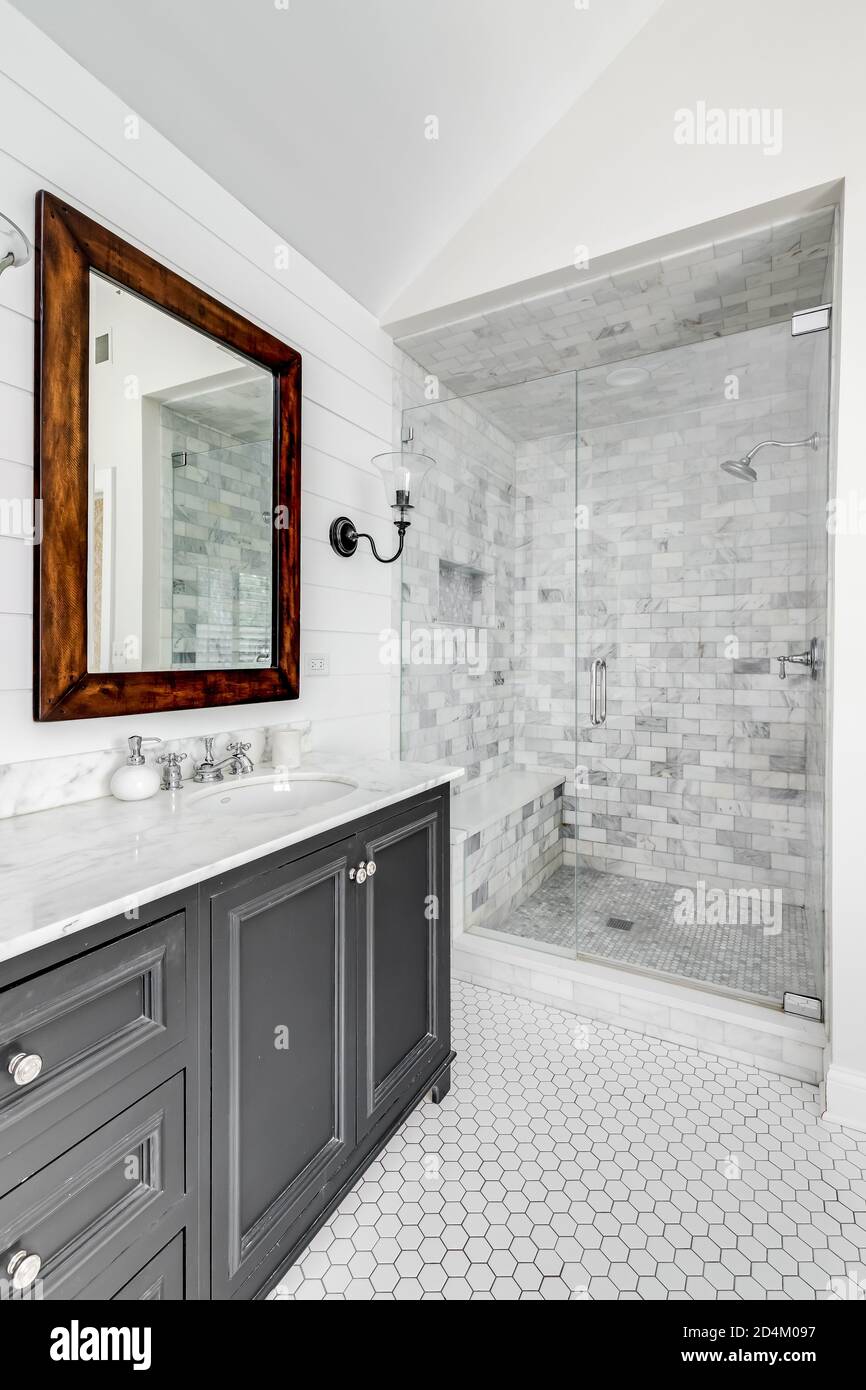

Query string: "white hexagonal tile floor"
[[271, 980, 866, 1301]]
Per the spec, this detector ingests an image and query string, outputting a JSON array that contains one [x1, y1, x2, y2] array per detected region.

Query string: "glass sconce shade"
[[329, 449, 435, 565], [371, 451, 435, 511]]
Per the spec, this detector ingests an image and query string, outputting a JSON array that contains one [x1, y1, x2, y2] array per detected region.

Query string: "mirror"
[[88, 273, 275, 673], [34, 192, 301, 721]]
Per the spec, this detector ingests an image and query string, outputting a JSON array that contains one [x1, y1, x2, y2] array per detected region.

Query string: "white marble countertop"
[[0, 755, 463, 965]]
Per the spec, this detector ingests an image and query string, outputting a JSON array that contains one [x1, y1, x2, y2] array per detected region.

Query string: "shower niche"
[[436, 559, 492, 629]]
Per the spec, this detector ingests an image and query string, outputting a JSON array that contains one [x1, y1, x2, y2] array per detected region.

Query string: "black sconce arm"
[[350, 527, 406, 564], [329, 515, 410, 564]]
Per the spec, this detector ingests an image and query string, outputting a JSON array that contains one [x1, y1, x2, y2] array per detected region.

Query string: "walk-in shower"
[[398, 218, 833, 1019], [400, 326, 831, 1010]]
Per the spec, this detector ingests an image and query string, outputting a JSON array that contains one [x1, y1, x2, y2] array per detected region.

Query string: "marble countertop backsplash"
[[0, 721, 313, 820], [0, 753, 464, 964]]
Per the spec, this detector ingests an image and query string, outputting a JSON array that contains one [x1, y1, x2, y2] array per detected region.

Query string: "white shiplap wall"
[[0, 2, 400, 766]]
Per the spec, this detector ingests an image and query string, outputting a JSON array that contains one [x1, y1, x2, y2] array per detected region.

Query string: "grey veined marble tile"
[[484, 866, 817, 1003]]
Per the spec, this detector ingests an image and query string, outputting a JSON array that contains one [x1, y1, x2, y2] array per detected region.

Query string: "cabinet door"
[[356, 799, 449, 1139], [210, 840, 354, 1300], [112, 1232, 185, 1300]]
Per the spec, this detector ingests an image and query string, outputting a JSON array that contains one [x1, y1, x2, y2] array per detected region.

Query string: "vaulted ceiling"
[[12, 0, 663, 315]]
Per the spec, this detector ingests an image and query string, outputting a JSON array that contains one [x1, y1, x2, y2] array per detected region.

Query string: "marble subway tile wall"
[[461, 786, 564, 935], [161, 406, 272, 669], [398, 383, 518, 788], [514, 429, 576, 853], [575, 323, 827, 907]]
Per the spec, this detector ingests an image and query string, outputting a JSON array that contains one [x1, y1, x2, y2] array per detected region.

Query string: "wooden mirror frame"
[[33, 191, 301, 721]]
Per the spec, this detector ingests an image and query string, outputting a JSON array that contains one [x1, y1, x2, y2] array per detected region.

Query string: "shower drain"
[[607, 916, 634, 932]]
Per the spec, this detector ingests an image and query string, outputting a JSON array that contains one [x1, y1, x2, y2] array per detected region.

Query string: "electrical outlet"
[[304, 653, 329, 676]]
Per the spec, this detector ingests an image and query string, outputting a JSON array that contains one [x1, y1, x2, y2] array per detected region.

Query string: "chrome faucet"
[[157, 750, 188, 790], [193, 737, 255, 783]]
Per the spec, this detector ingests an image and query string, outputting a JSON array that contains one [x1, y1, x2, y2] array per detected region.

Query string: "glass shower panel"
[[575, 322, 829, 1007], [400, 372, 578, 955], [725, 321, 830, 1008]]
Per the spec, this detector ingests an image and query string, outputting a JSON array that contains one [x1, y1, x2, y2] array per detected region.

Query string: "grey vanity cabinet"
[[356, 800, 450, 1139], [1, 784, 452, 1301], [209, 838, 355, 1301]]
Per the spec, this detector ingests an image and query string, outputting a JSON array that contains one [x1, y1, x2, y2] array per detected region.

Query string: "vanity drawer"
[[0, 1074, 184, 1301], [0, 913, 186, 1164]]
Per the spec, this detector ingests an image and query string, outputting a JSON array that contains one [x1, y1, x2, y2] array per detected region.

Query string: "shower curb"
[[453, 935, 827, 1087]]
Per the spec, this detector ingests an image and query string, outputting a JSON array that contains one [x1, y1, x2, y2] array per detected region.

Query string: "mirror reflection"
[[87, 272, 275, 672]]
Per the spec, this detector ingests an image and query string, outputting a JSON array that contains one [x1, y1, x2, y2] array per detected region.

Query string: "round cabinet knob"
[[8, 1052, 43, 1087], [6, 1250, 42, 1291], [365, 861, 377, 876], [355, 866, 367, 884]]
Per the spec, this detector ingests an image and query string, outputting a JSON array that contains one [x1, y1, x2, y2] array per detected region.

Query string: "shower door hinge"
[[783, 991, 823, 1021], [401, 424, 414, 445], [791, 304, 831, 336]]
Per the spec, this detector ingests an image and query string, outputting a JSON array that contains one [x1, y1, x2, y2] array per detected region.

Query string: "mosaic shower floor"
[[494, 867, 818, 1003], [272, 980, 866, 1301]]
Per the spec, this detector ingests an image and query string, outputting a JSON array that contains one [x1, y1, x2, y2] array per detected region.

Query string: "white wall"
[[385, 0, 866, 1127], [0, 1, 401, 764]]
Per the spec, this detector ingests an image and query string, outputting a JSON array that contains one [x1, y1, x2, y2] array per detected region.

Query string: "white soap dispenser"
[[110, 735, 161, 801]]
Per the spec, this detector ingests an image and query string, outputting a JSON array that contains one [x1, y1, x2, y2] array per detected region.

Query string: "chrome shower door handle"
[[589, 658, 607, 726]]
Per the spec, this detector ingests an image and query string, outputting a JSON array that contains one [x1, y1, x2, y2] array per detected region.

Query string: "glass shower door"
[[573, 370, 652, 965], [400, 372, 578, 956], [574, 322, 830, 1008]]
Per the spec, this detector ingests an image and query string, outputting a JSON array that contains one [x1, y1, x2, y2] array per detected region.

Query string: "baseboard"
[[824, 1065, 866, 1132]]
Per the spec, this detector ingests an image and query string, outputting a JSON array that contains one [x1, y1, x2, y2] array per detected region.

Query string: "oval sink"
[[188, 773, 358, 817]]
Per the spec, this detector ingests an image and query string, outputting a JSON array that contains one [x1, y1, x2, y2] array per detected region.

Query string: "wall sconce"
[[329, 447, 435, 564], [0, 211, 32, 279]]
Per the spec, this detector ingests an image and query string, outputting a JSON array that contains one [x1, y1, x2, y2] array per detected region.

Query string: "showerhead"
[[721, 456, 758, 482], [720, 431, 819, 482]]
